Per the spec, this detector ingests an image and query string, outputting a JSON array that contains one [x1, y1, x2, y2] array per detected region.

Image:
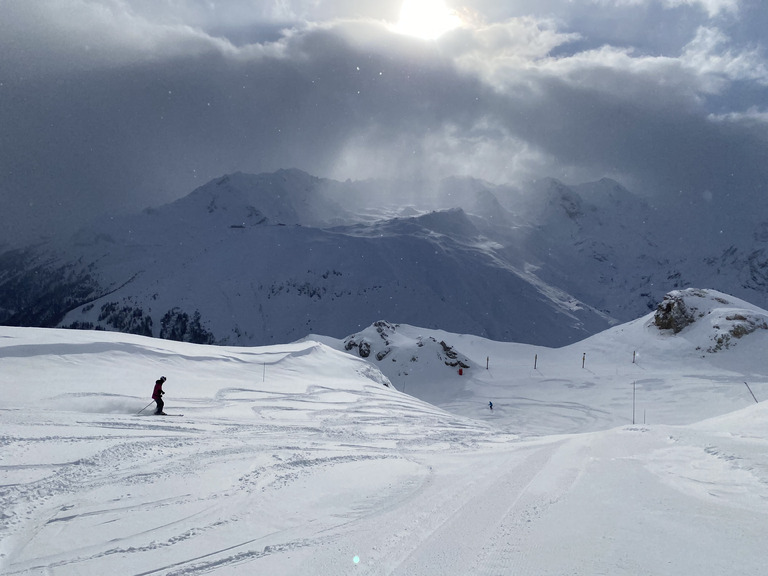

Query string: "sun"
[[393, 0, 463, 40]]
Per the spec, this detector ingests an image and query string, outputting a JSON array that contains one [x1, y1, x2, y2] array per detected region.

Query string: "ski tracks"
[[327, 436, 589, 576], [2, 400, 583, 576]]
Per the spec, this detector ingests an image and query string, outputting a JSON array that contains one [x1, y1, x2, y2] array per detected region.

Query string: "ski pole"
[[137, 400, 155, 415]]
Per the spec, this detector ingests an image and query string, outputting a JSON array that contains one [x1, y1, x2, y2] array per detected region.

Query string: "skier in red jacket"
[[152, 376, 167, 415]]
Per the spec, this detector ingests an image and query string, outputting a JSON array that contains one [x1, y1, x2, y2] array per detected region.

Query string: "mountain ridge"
[[2, 168, 767, 347]]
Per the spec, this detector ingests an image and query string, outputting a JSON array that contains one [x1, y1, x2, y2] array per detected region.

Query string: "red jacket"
[[152, 380, 164, 400]]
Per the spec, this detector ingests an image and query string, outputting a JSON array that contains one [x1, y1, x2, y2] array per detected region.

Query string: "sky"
[[1, 0, 768, 246]]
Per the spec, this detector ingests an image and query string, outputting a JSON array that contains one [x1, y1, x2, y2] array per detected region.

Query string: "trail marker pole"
[[486, 356, 489, 370], [582, 353, 586, 369], [534, 354, 538, 370], [631, 381, 637, 424], [744, 381, 759, 404], [633, 350, 636, 364]]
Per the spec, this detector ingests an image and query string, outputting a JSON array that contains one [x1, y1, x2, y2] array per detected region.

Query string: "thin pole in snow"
[[632, 381, 636, 425], [744, 381, 759, 404], [582, 353, 586, 369], [534, 354, 538, 370]]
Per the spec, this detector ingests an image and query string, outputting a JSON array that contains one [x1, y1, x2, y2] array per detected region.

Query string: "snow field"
[[2, 291, 768, 575]]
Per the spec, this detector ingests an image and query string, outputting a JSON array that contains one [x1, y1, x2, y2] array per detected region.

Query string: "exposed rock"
[[653, 290, 702, 333], [708, 313, 768, 352]]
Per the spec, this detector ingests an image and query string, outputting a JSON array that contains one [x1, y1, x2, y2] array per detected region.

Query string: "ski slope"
[[2, 289, 768, 575]]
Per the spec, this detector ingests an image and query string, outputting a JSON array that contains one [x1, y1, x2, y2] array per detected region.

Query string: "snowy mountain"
[[2, 288, 767, 574], [2, 168, 768, 347], [315, 288, 768, 432]]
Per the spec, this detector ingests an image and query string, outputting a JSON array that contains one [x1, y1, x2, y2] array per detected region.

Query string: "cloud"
[[661, 0, 739, 17], [710, 106, 768, 124], [0, 1, 238, 77], [1, 0, 767, 246], [681, 26, 768, 87]]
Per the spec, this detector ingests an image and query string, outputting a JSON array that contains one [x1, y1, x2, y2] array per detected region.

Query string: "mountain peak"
[[178, 169, 347, 227]]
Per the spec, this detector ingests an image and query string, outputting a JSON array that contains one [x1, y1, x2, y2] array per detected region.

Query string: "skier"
[[152, 376, 167, 415], [489, 401, 493, 411]]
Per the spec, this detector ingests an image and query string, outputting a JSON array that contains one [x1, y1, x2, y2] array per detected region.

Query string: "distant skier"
[[152, 376, 167, 415], [489, 401, 493, 411]]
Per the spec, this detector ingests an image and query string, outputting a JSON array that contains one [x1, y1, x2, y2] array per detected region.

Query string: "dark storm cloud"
[[0, 10, 485, 244], [1, 0, 767, 246]]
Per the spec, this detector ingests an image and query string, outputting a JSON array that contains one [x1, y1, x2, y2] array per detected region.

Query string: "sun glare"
[[394, 0, 463, 40]]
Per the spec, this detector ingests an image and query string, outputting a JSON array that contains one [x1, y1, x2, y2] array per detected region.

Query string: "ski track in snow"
[[366, 441, 571, 576], [0, 396, 514, 575]]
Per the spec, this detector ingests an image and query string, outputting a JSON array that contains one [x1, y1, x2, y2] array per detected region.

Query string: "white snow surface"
[[2, 288, 768, 575]]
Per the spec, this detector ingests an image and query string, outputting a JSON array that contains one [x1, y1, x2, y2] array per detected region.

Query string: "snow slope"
[[316, 289, 768, 435], [2, 288, 768, 575]]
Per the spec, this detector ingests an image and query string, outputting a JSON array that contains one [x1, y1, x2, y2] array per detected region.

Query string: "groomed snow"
[[2, 289, 768, 575]]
